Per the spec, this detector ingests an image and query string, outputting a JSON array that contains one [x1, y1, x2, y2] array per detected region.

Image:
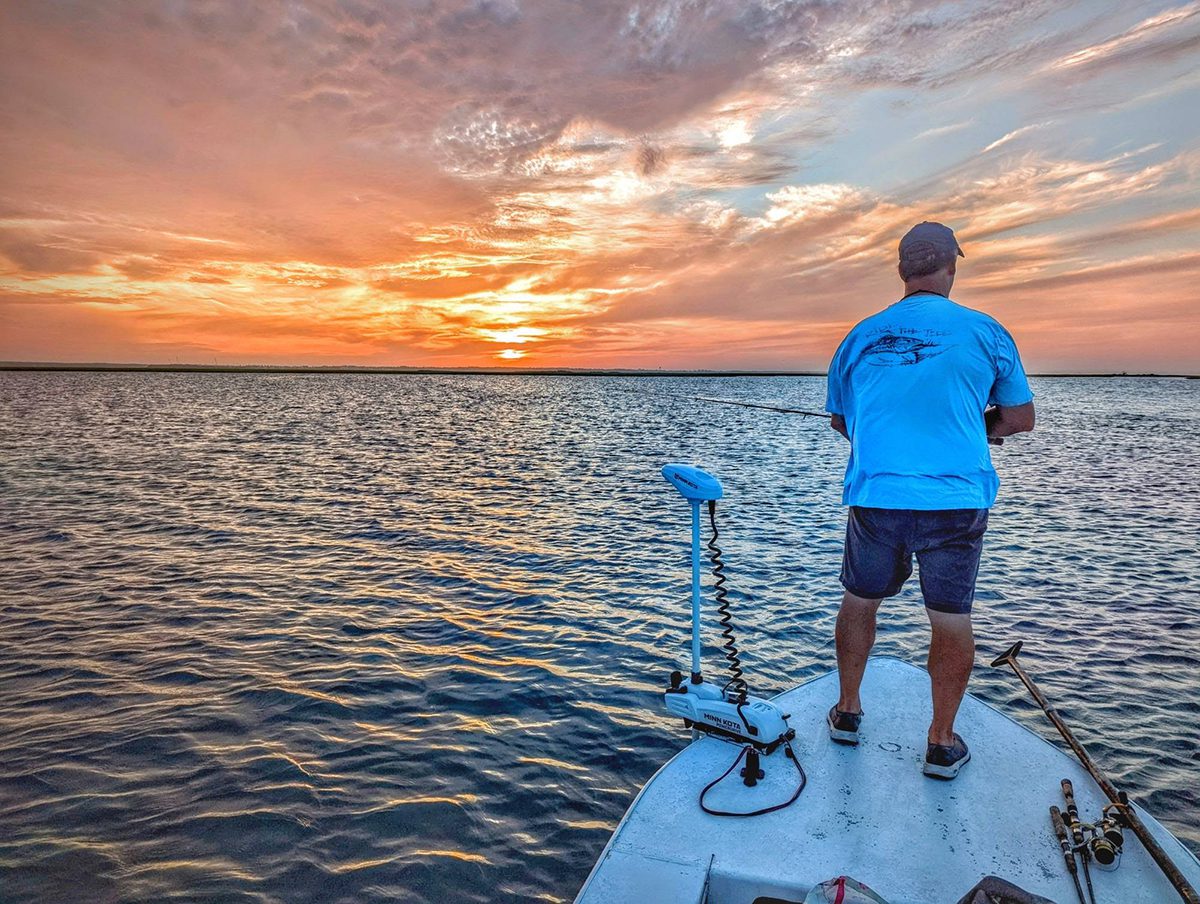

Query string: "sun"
[[497, 348, 526, 360]]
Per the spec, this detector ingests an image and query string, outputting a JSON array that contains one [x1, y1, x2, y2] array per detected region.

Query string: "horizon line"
[[1, 362, 1197, 379]]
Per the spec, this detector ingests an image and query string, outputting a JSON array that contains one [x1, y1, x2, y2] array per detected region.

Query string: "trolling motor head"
[[659, 463, 792, 754], [662, 464, 723, 503]]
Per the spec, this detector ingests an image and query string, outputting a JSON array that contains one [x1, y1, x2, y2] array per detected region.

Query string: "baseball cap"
[[899, 221, 965, 259]]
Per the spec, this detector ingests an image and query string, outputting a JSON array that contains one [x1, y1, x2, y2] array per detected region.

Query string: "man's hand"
[[985, 402, 1035, 445], [984, 407, 1003, 445], [830, 413, 849, 441]]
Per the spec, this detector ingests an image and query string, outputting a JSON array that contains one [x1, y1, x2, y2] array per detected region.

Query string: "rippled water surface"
[[1, 372, 1197, 903]]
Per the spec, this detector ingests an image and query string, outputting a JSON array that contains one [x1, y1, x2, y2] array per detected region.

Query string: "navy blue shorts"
[[840, 507, 989, 614]]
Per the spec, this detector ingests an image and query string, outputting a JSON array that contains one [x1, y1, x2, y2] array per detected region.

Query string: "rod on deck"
[[992, 641, 1200, 904], [1051, 805, 1087, 904], [1061, 779, 1097, 904]]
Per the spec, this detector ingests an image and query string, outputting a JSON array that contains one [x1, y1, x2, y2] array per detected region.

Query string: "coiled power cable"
[[699, 499, 806, 817], [706, 499, 748, 706]]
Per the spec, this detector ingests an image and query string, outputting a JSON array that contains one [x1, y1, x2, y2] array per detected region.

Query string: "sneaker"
[[827, 705, 863, 745], [923, 733, 970, 779]]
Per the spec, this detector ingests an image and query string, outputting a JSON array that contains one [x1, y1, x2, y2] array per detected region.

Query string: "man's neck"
[[901, 264, 954, 297], [902, 286, 948, 299], [902, 276, 952, 298]]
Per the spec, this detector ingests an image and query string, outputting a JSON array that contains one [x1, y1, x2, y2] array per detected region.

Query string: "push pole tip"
[[990, 640, 1023, 668]]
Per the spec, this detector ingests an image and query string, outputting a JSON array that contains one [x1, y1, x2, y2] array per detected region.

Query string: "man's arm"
[[987, 322, 1034, 444], [830, 413, 849, 441], [986, 402, 1035, 440]]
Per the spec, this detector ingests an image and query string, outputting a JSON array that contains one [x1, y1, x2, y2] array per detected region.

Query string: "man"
[[824, 221, 1035, 780]]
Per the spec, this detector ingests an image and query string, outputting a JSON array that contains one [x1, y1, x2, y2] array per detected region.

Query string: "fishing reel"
[[1088, 804, 1127, 870], [1058, 778, 1127, 884]]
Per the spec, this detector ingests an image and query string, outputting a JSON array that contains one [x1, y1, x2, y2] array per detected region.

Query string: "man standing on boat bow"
[[824, 222, 1035, 779]]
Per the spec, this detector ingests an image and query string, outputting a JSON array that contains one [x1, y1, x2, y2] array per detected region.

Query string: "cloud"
[[981, 122, 1053, 154], [0, 231, 103, 274], [754, 183, 870, 230], [914, 120, 976, 142], [972, 249, 1200, 294], [1045, 2, 1200, 75]]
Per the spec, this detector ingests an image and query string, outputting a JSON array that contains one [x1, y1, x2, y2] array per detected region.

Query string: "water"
[[1, 372, 1197, 904]]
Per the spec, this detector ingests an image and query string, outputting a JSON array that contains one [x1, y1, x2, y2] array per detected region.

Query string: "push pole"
[[690, 499, 702, 684], [992, 641, 1200, 903]]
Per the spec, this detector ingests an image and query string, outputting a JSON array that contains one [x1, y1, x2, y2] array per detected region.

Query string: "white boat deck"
[[576, 658, 1200, 904]]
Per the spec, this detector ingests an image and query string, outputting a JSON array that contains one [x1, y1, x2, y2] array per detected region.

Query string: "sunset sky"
[[1, 1, 1198, 372]]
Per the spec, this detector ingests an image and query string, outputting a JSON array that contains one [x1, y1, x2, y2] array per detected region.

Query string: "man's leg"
[[925, 608, 974, 746], [835, 591, 883, 714], [914, 508, 987, 750]]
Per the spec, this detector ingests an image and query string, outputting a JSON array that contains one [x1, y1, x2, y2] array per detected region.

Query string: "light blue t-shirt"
[[825, 293, 1033, 510]]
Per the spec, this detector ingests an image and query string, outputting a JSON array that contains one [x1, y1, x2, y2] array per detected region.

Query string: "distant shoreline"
[[0, 362, 1196, 378]]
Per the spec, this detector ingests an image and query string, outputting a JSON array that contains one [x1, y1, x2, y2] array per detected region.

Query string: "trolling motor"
[[660, 464, 793, 755]]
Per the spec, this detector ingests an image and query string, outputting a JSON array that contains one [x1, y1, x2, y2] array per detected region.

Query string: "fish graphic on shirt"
[[860, 333, 950, 366]]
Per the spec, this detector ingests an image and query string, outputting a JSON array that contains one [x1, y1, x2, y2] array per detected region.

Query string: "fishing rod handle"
[[1051, 807, 1077, 870], [1061, 779, 1085, 844], [1061, 778, 1078, 818]]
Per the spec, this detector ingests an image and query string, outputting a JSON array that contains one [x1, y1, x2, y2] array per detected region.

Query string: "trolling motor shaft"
[[662, 464, 721, 684]]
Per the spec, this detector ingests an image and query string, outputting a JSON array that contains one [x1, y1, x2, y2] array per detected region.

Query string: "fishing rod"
[[1061, 779, 1097, 904], [691, 394, 1007, 452], [692, 395, 1004, 446], [609, 382, 828, 419], [612, 385, 1008, 443], [692, 396, 827, 418], [1051, 805, 1088, 904], [992, 641, 1200, 904]]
